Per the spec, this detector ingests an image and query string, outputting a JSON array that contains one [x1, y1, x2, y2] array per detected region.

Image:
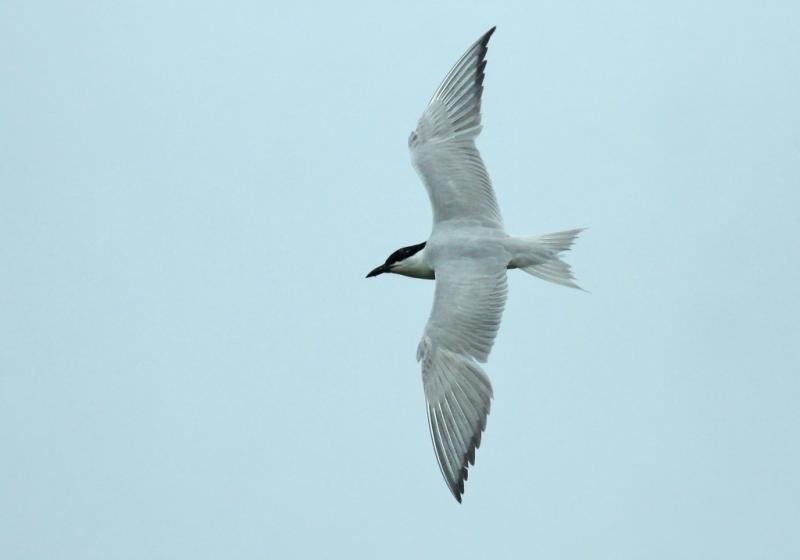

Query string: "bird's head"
[[366, 242, 430, 279]]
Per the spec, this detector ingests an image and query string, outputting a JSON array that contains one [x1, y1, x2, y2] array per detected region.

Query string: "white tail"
[[506, 228, 584, 289]]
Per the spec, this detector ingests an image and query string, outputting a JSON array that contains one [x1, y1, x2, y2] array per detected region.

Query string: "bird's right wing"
[[417, 257, 508, 502], [409, 27, 503, 229]]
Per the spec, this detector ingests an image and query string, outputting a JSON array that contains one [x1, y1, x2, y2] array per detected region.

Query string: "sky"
[[2, 1, 799, 558]]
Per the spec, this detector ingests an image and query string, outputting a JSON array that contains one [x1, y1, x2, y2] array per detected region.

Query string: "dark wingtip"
[[444, 427, 485, 504], [478, 26, 496, 50], [473, 27, 496, 95], [476, 27, 496, 58]]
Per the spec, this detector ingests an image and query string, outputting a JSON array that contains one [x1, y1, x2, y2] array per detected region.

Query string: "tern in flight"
[[367, 26, 583, 502]]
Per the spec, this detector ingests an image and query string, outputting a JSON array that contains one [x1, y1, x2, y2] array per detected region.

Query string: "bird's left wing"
[[417, 257, 508, 501], [409, 27, 503, 229]]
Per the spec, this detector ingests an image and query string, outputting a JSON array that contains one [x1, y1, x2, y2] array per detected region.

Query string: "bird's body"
[[386, 223, 506, 279], [367, 27, 583, 502]]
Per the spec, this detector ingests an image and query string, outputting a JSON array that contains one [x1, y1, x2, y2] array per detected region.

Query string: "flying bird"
[[367, 26, 583, 502]]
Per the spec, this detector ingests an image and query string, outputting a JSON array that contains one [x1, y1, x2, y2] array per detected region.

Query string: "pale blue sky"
[[2, 1, 799, 558]]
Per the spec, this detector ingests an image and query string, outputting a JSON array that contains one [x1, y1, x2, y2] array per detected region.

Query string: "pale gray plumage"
[[409, 27, 505, 502], [367, 26, 583, 502], [410, 27, 502, 228], [417, 257, 506, 500]]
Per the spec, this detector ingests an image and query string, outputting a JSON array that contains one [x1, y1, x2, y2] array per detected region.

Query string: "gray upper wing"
[[417, 257, 508, 501], [409, 27, 503, 229]]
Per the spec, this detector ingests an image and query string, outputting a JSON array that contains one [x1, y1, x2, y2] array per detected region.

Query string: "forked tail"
[[507, 228, 584, 289]]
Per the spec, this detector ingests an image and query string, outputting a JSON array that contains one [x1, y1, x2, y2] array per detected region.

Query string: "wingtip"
[[450, 477, 466, 503], [441, 418, 487, 504], [481, 26, 497, 47]]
